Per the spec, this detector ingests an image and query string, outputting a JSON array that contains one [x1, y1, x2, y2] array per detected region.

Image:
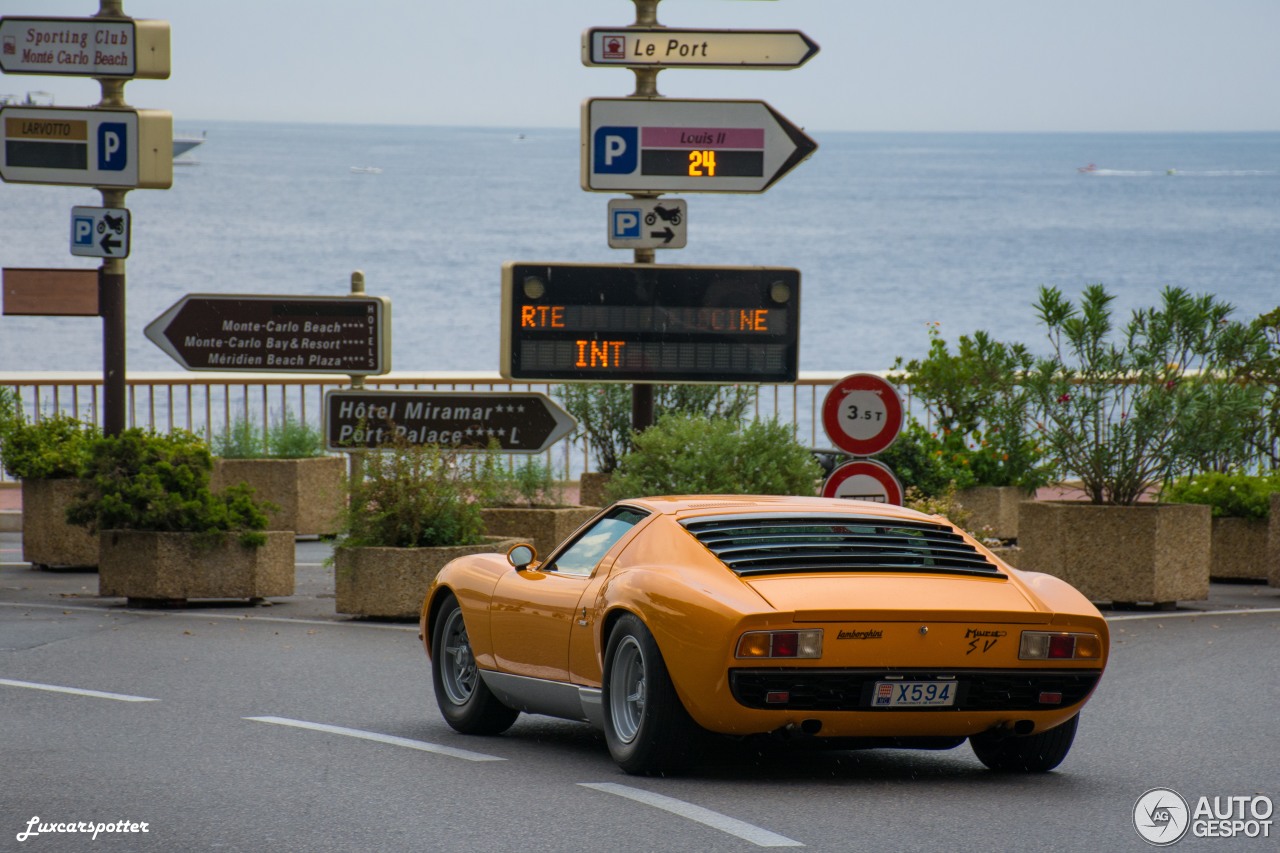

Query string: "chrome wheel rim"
[[440, 608, 477, 706], [609, 635, 646, 744]]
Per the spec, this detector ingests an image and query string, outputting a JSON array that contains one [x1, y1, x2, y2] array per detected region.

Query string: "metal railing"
[[0, 370, 869, 482]]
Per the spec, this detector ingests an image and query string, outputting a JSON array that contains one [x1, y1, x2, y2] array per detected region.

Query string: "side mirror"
[[507, 543, 537, 571]]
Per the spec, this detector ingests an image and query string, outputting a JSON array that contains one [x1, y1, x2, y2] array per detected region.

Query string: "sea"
[[1, 123, 1278, 376]]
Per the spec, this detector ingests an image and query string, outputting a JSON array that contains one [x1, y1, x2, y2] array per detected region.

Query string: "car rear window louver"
[[681, 514, 1004, 578]]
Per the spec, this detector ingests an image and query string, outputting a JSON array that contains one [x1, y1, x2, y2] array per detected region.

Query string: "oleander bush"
[[889, 324, 1052, 492]]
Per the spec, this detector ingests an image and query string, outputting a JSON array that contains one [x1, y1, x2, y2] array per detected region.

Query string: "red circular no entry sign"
[[820, 459, 904, 506], [821, 373, 904, 457]]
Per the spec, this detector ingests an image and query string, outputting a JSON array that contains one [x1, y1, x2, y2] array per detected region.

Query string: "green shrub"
[[339, 439, 502, 548], [487, 456, 566, 508], [1161, 470, 1280, 519], [604, 414, 821, 501], [0, 410, 101, 480], [212, 408, 324, 459], [557, 383, 757, 474], [874, 420, 974, 497], [66, 429, 270, 548], [889, 324, 1051, 491]]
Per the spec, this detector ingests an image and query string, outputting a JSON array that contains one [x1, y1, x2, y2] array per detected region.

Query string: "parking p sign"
[[70, 206, 130, 258]]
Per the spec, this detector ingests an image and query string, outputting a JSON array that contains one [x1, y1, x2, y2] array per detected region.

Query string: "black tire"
[[970, 714, 1080, 772], [430, 593, 519, 735], [602, 614, 701, 775]]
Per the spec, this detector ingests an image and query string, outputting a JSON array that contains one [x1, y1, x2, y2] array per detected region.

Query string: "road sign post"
[[324, 390, 576, 454], [145, 294, 392, 375], [582, 98, 817, 194], [501, 261, 799, 383], [2, 5, 175, 436]]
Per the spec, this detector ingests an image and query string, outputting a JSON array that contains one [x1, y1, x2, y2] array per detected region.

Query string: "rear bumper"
[[731, 667, 1102, 712]]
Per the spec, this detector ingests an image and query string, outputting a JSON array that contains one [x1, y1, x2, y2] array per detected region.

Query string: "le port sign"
[[0, 16, 171, 78], [582, 98, 817, 194], [145, 294, 391, 375], [324, 389, 577, 454], [583, 28, 819, 70]]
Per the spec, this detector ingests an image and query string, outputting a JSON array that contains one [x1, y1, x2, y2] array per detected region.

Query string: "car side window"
[[546, 507, 649, 576]]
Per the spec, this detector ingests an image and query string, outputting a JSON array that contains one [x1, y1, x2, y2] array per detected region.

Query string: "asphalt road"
[[2, 535, 1278, 852]]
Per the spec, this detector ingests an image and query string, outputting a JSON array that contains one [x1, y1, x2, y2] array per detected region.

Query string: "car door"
[[488, 507, 649, 682]]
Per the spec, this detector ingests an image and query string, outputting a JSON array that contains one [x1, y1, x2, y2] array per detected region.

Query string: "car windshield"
[[549, 507, 649, 575]]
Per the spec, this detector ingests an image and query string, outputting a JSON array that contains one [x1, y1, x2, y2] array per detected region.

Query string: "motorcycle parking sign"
[[70, 205, 131, 258], [606, 197, 687, 249]]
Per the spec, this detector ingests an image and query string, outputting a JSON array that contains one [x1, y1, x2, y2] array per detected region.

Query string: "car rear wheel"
[[431, 593, 518, 735], [602, 614, 701, 775], [970, 713, 1079, 772]]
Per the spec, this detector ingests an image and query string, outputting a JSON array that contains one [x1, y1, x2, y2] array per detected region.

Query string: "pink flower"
[[1058, 393, 1071, 404]]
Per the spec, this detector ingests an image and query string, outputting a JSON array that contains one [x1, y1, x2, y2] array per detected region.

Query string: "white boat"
[[174, 132, 206, 159]]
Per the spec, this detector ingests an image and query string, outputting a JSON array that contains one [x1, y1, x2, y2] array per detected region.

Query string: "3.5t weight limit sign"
[[822, 373, 904, 456]]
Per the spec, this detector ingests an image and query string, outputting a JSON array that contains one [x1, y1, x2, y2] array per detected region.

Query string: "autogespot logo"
[[1134, 788, 1191, 846]]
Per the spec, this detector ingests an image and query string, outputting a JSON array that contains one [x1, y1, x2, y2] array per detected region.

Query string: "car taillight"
[[736, 629, 823, 659], [1019, 631, 1103, 660]]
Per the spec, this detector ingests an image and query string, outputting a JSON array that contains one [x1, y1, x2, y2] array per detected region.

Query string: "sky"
[[5, 0, 1279, 133]]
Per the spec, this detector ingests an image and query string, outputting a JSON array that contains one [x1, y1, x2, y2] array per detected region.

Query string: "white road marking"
[[244, 716, 505, 762], [579, 782, 803, 847], [0, 677, 158, 702], [1108, 607, 1280, 622]]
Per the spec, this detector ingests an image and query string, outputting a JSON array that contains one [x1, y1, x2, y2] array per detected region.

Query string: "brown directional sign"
[[145, 294, 391, 374], [324, 390, 577, 453]]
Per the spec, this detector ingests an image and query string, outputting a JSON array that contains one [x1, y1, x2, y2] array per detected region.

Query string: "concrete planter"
[[1208, 516, 1270, 581], [334, 537, 522, 620], [1270, 494, 1280, 589], [98, 529, 294, 606], [22, 478, 97, 569], [577, 472, 611, 508], [211, 456, 345, 537], [956, 486, 1025, 542], [480, 506, 600, 559], [1017, 501, 1211, 607]]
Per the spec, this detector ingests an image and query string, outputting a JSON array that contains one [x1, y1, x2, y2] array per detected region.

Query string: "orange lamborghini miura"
[[420, 495, 1108, 776]]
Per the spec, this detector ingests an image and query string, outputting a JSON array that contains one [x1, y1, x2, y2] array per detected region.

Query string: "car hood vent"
[[681, 513, 1004, 578]]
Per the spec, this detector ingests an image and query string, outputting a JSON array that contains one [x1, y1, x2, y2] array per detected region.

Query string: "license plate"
[[873, 681, 956, 707]]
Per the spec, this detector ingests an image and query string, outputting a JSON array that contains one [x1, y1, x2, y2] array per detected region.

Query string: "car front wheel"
[[970, 714, 1079, 772], [430, 593, 518, 735], [602, 613, 701, 775]]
